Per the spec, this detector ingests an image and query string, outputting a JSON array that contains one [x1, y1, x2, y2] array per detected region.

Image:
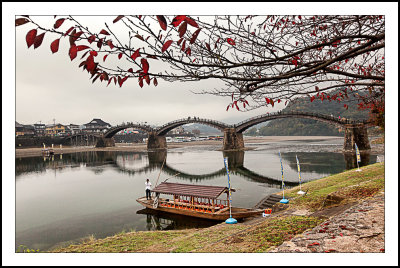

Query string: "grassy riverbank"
[[49, 162, 384, 253]]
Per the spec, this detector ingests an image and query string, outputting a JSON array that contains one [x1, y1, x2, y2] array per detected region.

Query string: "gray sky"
[[10, 4, 396, 129], [14, 15, 285, 127]]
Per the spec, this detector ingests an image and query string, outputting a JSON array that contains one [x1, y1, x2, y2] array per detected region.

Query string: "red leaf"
[[185, 47, 191, 56], [153, 77, 158, 86], [291, 59, 298, 67], [118, 53, 123, 59], [310, 96, 316, 102], [54, 18, 65, 29], [226, 105, 230, 111], [162, 40, 173, 52], [171, 15, 187, 27], [103, 54, 108, 62], [69, 45, 78, 61], [33, 32, 45, 49], [16, 18, 30, 26], [190, 28, 201, 44], [88, 35, 96, 44], [118, 76, 128, 87], [97, 38, 103, 49], [139, 77, 144, 88], [156, 15, 167, 31], [178, 21, 187, 38], [181, 40, 186, 51], [184, 17, 199, 28], [76, 45, 90, 52], [90, 50, 98, 57], [127, 68, 133, 73], [135, 34, 144, 41], [227, 38, 236, 46], [265, 97, 270, 104], [141, 58, 149, 73], [270, 99, 275, 107], [107, 40, 114, 49], [145, 75, 151, 85], [50, 39, 60, 53], [113, 15, 124, 23], [26, 29, 37, 48], [99, 29, 110, 35], [64, 26, 74, 37], [131, 48, 141, 60], [70, 30, 83, 45], [206, 43, 211, 51], [234, 101, 239, 111], [86, 55, 95, 71]]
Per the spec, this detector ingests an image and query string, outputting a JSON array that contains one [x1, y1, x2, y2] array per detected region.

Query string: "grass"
[[282, 162, 384, 211], [49, 162, 384, 253]]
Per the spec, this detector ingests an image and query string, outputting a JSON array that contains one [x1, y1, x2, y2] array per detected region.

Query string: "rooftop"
[[152, 182, 229, 199]]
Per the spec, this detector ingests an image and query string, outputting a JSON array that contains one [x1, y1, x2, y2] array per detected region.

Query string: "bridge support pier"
[[343, 124, 371, 152], [95, 137, 115, 147], [223, 150, 244, 168], [223, 128, 244, 151], [147, 132, 167, 150]]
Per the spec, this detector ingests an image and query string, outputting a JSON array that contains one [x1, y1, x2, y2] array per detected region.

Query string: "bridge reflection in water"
[[17, 149, 373, 187]]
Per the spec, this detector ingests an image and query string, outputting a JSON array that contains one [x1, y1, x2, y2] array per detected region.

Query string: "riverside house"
[[82, 118, 111, 134]]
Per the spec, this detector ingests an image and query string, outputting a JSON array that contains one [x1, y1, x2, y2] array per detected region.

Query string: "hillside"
[[245, 93, 369, 136]]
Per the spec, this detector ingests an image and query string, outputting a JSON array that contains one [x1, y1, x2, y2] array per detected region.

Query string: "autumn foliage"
[[16, 15, 384, 125]]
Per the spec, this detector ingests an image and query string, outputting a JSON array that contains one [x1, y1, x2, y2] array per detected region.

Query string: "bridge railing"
[[156, 117, 230, 131], [234, 111, 363, 128]]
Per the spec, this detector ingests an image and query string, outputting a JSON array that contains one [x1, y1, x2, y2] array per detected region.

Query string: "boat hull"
[[136, 197, 263, 221]]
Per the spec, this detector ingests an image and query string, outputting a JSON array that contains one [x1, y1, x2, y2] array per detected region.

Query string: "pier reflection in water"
[[15, 148, 377, 251]]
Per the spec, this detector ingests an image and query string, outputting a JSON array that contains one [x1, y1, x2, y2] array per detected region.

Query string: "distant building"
[[171, 126, 185, 135], [33, 123, 46, 136], [82, 118, 111, 134], [15, 122, 35, 136], [45, 124, 66, 136], [67, 124, 81, 135]]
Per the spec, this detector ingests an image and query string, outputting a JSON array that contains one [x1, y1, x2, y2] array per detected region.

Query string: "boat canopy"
[[152, 182, 229, 199]]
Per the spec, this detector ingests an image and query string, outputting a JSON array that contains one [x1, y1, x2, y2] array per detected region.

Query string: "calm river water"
[[15, 138, 379, 251]]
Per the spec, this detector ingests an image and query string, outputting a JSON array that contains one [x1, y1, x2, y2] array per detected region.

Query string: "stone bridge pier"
[[223, 128, 244, 151], [343, 124, 371, 152], [147, 132, 167, 150], [95, 137, 115, 147]]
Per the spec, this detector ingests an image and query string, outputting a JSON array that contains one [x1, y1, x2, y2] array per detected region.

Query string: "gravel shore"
[[269, 193, 385, 253]]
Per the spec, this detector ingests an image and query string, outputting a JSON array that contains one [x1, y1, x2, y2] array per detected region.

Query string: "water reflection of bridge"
[[16, 150, 371, 186]]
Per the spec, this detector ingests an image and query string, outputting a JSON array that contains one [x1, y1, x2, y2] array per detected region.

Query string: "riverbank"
[[15, 136, 383, 158], [49, 162, 384, 253]]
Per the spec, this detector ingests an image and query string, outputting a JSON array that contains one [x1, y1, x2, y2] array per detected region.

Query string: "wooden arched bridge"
[[95, 111, 371, 152]]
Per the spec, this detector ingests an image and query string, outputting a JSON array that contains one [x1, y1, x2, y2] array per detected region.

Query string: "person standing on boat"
[[145, 179, 152, 200]]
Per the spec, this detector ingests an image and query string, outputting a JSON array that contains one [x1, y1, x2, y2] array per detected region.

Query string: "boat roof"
[[152, 182, 228, 199]]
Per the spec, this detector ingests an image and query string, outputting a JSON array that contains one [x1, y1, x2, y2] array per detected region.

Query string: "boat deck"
[[137, 196, 262, 221]]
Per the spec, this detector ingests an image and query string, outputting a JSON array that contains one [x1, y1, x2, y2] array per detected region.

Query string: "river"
[[15, 137, 380, 251]]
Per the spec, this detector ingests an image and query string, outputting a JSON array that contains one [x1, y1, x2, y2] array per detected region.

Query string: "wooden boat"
[[136, 182, 263, 221]]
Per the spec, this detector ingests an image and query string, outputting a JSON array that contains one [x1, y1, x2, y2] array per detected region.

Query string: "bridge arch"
[[234, 111, 364, 133], [62, 133, 101, 146], [155, 117, 230, 136], [103, 123, 154, 138]]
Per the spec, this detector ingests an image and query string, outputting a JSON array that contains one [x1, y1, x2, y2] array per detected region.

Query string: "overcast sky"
[[14, 14, 286, 127], [8, 4, 396, 129]]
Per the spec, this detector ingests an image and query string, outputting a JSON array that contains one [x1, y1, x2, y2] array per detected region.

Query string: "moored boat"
[[136, 182, 263, 221]]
